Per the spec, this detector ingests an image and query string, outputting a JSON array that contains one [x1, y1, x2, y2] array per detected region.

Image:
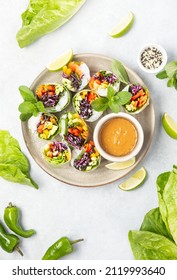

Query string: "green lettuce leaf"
[[128, 230, 177, 260], [157, 166, 177, 244], [0, 130, 38, 189], [140, 207, 173, 241], [16, 0, 86, 48]]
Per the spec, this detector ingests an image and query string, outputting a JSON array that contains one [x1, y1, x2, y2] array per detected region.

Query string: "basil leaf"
[[108, 100, 121, 113], [92, 97, 109, 112], [116, 91, 132, 105], [18, 101, 36, 114], [111, 59, 129, 84], [156, 70, 168, 79], [107, 86, 115, 99], [165, 61, 177, 78], [19, 85, 36, 103]]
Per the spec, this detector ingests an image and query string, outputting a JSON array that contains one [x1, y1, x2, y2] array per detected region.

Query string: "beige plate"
[[22, 53, 155, 187]]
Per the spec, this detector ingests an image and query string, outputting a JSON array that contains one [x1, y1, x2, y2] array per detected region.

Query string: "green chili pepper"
[[4, 202, 35, 238], [0, 221, 23, 256], [42, 236, 84, 260]]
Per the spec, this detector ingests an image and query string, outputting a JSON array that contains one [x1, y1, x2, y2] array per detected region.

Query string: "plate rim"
[[21, 53, 156, 187]]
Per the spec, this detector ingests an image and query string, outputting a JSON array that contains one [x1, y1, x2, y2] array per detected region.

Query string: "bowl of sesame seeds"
[[137, 43, 167, 74]]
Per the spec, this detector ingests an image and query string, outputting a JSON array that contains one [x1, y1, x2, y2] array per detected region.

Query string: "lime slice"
[[162, 113, 177, 139], [46, 48, 73, 71], [118, 167, 147, 191], [109, 11, 134, 38], [105, 157, 136, 170]]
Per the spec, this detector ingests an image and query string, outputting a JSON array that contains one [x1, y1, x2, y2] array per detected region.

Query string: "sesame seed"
[[140, 46, 163, 70]]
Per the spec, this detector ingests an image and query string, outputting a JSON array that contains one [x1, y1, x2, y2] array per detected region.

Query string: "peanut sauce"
[[99, 117, 138, 156]]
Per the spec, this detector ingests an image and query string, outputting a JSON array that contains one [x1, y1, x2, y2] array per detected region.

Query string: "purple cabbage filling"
[[37, 114, 57, 128], [52, 141, 68, 152], [65, 132, 85, 149], [130, 84, 143, 95], [73, 152, 91, 171], [37, 91, 60, 108], [79, 98, 93, 119], [93, 71, 118, 84], [62, 72, 82, 91]]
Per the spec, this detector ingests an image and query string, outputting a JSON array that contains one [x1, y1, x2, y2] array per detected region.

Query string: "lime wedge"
[[109, 11, 134, 38], [105, 157, 136, 170], [162, 113, 177, 139], [46, 48, 73, 71], [118, 167, 147, 191]]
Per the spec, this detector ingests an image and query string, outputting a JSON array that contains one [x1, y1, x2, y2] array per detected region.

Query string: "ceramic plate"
[[22, 53, 155, 187]]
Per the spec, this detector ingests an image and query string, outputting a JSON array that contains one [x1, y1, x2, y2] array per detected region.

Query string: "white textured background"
[[0, 0, 177, 260]]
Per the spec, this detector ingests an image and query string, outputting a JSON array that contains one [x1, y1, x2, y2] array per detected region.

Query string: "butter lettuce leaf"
[[0, 130, 38, 189], [129, 230, 177, 260], [140, 207, 173, 241], [16, 0, 86, 48], [157, 166, 177, 244]]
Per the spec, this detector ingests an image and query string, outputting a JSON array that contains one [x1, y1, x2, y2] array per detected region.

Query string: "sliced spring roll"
[[62, 61, 90, 92], [72, 141, 101, 172], [33, 113, 59, 140], [89, 70, 120, 97], [35, 83, 70, 112], [123, 84, 149, 114], [43, 141, 71, 165], [73, 90, 103, 122], [59, 112, 89, 149]]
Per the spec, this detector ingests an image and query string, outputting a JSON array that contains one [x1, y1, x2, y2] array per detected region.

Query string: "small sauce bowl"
[[137, 43, 167, 74], [93, 112, 144, 162]]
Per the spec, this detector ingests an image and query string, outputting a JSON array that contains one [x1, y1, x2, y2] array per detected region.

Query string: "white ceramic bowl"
[[137, 43, 167, 74], [93, 112, 144, 162]]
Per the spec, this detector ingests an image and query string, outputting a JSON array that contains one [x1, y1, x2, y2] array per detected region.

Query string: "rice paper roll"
[[59, 112, 89, 149], [43, 141, 71, 165], [71, 141, 101, 172], [35, 83, 70, 112], [73, 90, 103, 122], [89, 70, 120, 97], [28, 113, 59, 140], [123, 84, 149, 114], [62, 61, 90, 92]]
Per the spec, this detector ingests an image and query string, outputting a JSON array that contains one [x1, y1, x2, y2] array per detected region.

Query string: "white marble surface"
[[0, 0, 177, 260]]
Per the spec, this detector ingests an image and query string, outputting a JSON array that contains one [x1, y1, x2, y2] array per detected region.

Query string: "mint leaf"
[[167, 77, 175, 87], [111, 59, 129, 84], [92, 97, 109, 112], [108, 100, 121, 113], [156, 70, 168, 79], [165, 61, 177, 78], [107, 86, 115, 99], [36, 101, 45, 112], [19, 85, 36, 103], [116, 91, 132, 105], [18, 102, 36, 114], [20, 113, 33, 121]]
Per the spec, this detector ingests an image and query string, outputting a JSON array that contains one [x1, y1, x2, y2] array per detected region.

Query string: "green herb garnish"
[[92, 86, 131, 113], [18, 85, 45, 121], [156, 61, 177, 90]]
